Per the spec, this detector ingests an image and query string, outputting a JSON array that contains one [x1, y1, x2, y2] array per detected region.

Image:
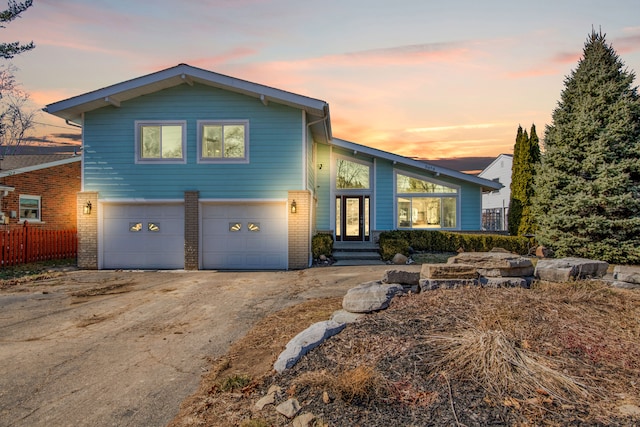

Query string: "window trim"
[[19, 194, 42, 223], [197, 120, 250, 164], [135, 120, 187, 164], [394, 170, 460, 230]]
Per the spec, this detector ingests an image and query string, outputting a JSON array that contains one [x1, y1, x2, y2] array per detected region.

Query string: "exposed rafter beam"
[[181, 73, 194, 86], [104, 96, 120, 108]]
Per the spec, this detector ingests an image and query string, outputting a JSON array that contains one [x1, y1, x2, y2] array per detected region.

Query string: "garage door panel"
[[201, 202, 287, 270], [102, 204, 184, 269]]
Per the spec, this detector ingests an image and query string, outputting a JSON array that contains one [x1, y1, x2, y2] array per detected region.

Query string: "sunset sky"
[[4, 0, 640, 160]]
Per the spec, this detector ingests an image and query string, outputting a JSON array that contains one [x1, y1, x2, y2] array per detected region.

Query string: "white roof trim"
[[0, 156, 81, 178], [478, 153, 513, 178], [45, 63, 330, 127], [330, 138, 502, 191]]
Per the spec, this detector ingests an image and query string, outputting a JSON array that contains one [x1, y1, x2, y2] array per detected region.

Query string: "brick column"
[[288, 190, 311, 269], [184, 191, 199, 270], [77, 191, 98, 269]]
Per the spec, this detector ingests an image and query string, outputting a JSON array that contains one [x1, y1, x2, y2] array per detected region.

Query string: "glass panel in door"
[[345, 197, 361, 239]]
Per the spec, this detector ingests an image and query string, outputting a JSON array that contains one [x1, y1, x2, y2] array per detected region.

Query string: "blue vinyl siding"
[[374, 159, 395, 230], [306, 126, 315, 192], [459, 183, 482, 229], [83, 83, 304, 199], [314, 144, 331, 230]]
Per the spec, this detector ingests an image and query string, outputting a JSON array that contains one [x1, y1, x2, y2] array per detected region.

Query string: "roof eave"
[[45, 64, 330, 123], [330, 138, 502, 191]]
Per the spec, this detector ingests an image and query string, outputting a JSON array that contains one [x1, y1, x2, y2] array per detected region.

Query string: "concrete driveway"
[[0, 266, 400, 427]]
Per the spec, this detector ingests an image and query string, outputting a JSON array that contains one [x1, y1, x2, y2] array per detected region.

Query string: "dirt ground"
[[0, 265, 404, 427]]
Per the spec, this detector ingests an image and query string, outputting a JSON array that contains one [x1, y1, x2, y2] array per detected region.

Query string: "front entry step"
[[332, 242, 385, 265]]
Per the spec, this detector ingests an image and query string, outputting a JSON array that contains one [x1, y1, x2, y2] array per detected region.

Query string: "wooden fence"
[[1, 224, 77, 267]]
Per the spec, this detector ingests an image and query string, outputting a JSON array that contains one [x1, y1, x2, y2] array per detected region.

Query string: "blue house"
[[45, 64, 500, 270]]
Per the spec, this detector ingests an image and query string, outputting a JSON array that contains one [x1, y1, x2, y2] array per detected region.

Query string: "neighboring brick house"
[[0, 155, 81, 230]]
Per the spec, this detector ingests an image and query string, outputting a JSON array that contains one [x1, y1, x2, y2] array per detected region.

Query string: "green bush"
[[379, 237, 410, 260], [312, 233, 334, 258], [378, 230, 529, 260]]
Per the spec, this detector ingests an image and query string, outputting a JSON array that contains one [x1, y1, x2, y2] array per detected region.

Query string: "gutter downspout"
[[65, 119, 82, 129], [305, 113, 329, 267]]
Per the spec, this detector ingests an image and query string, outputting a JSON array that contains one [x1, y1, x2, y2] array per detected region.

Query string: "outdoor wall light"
[[83, 201, 92, 215], [290, 200, 297, 214]]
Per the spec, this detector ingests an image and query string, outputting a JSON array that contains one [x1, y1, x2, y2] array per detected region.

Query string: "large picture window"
[[135, 121, 186, 163], [396, 173, 458, 229], [198, 120, 249, 163]]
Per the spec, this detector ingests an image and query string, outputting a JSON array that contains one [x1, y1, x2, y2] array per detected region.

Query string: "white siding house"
[[478, 154, 512, 231]]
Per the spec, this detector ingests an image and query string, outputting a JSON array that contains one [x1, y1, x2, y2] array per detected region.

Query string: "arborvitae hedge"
[[378, 230, 529, 260]]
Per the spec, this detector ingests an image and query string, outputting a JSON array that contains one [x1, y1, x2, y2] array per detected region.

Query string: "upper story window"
[[135, 121, 186, 163], [336, 158, 370, 189], [20, 195, 41, 221], [198, 120, 249, 163]]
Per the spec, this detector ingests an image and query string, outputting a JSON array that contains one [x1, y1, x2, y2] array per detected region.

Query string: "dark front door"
[[336, 195, 369, 242]]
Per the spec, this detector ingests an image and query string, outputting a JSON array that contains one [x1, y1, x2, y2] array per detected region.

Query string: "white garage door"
[[102, 203, 184, 269], [201, 202, 287, 270]]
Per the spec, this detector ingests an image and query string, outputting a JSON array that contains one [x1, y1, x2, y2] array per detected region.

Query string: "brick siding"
[[288, 190, 311, 269], [77, 191, 98, 269], [0, 161, 81, 230], [184, 191, 199, 270]]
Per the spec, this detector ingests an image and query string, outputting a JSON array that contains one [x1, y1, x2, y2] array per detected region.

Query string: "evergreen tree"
[[508, 125, 526, 235], [0, 1, 34, 59], [533, 30, 640, 264], [517, 124, 541, 236]]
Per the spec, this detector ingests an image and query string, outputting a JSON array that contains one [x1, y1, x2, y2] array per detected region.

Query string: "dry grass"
[[423, 328, 588, 402], [294, 365, 387, 404]]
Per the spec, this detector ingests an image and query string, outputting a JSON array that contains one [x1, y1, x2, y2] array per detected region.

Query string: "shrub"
[[379, 237, 410, 260], [312, 233, 334, 258], [217, 374, 251, 392], [378, 230, 529, 259]]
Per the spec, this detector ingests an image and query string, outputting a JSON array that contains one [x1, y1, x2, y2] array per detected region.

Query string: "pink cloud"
[[39, 0, 135, 26], [30, 89, 78, 107], [505, 66, 561, 79], [339, 42, 473, 66], [147, 47, 260, 73], [614, 34, 640, 54], [551, 51, 582, 64]]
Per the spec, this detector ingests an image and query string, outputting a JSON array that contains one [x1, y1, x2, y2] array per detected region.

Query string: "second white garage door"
[[201, 202, 287, 270]]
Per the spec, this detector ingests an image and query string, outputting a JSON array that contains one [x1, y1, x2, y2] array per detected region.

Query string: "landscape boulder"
[[613, 265, 640, 285], [479, 276, 529, 288], [535, 257, 608, 282], [447, 251, 534, 277], [383, 269, 420, 286], [419, 278, 478, 291], [535, 245, 553, 258], [330, 309, 364, 324], [342, 281, 404, 313], [274, 320, 346, 373], [275, 398, 301, 418], [421, 263, 478, 279], [392, 253, 409, 265]]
